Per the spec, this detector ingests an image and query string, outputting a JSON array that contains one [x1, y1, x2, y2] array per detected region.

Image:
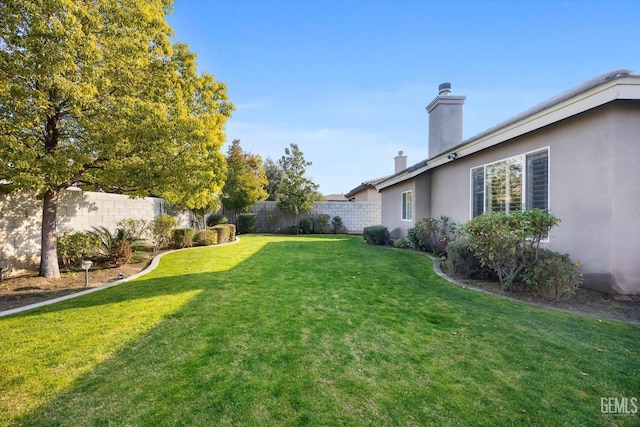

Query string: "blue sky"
[[167, 0, 640, 195]]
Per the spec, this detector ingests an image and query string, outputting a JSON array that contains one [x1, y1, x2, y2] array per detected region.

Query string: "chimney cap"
[[438, 82, 452, 96], [397, 150, 404, 156]]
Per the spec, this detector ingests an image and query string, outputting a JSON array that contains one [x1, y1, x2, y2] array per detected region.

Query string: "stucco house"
[[376, 70, 640, 295]]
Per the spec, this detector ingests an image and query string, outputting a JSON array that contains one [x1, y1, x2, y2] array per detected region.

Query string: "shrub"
[[193, 229, 218, 246], [363, 225, 390, 246], [206, 213, 228, 227], [237, 213, 257, 234], [463, 209, 560, 289], [211, 224, 235, 244], [116, 218, 149, 243], [57, 231, 98, 269], [266, 214, 279, 233], [317, 213, 330, 233], [172, 228, 195, 248], [407, 216, 457, 256], [90, 226, 143, 266], [111, 239, 132, 266], [331, 216, 344, 234], [287, 224, 299, 235], [299, 217, 314, 234], [151, 215, 177, 250], [444, 238, 496, 280], [520, 250, 583, 302], [393, 236, 410, 249]]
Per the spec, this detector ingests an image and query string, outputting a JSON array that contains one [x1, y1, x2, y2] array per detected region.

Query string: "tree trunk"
[[39, 189, 61, 278]]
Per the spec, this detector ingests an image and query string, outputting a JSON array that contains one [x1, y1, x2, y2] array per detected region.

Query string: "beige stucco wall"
[[350, 188, 381, 202], [380, 174, 430, 238], [424, 101, 640, 294]]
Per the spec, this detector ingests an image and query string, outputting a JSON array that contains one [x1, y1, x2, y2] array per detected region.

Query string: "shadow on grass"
[[5, 235, 640, 426]]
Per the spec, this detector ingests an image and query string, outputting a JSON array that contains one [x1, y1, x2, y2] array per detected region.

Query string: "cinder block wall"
[[0, 189, 172, 272], [249, 201, 381, 234]]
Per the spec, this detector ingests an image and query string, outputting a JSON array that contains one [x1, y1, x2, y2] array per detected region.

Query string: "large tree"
[[0, 0, 233, 277], [276, 143, 320, 231], [221, 139, 268, 219]]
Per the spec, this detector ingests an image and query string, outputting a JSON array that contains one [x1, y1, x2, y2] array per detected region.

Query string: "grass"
[[0, 234, 638, 426]]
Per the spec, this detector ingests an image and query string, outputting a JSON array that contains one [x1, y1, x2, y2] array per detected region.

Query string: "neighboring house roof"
[[377, 69, 640, 191], [344, 175, 391, 199], [324, 193, 349, 202]]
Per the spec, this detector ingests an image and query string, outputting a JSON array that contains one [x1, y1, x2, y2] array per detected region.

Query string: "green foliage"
[[393, 236, 410, 249], [56, 232, 99, 270], [407, 216, 457, 256], [287, 224, 299, 235], [211, 224, 235, 244], [463, 209, 560, 289], [193, 229, 218, 247], [172, 228, 196, 249], [317, 213, 330, 233], [299, 217, 314, 234], [0, 0, 233, 277], [331, 216, 344, 234], [116, 219, 149, 243], [263, 157, 285, 201], [444, 238, 496, 280], [363, 226, 390, 246], [222, 140, 268, 214], [266, 214, 279, 233], [89, 226, 141, 266], [237, 213, 258, 234], [206, 213, 228, 227], [151, 215, 177, 250], [276, 144, 320, 223], [520, 250, 583, 302]]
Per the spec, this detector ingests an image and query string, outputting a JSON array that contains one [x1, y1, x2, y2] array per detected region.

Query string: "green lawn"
[[1, 235, 638, 426]]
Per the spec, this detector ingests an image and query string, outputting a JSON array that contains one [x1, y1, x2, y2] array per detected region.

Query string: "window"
[[471, 149, 548, 217], [401, 190, 413, 221]]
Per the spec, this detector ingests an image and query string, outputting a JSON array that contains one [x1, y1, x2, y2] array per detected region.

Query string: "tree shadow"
[[0, 189, 97, 273], [6, 237, 361, 424]]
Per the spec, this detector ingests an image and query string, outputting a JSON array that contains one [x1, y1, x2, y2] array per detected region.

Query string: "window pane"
[[486, 158, 522, 213], [402, 191, 413, 221], [472, 167, 484, 217], [526, 151, 549, 211]]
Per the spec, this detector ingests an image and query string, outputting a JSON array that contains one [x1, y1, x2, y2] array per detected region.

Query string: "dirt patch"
[[454, 278, 640, 324], [0, 254, 160, 312]]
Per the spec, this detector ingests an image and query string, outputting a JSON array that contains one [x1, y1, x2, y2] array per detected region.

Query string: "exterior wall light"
[[447, 152, 458, 160]]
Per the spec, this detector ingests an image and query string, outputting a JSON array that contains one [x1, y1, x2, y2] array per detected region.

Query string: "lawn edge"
[[0, 238, 240, 318]]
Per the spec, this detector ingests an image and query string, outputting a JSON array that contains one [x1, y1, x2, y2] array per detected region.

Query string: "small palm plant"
[[89, 226, 144, 267]]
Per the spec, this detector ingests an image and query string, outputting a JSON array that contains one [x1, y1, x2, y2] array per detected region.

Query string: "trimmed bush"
[[299, 217, 314, 234], [463, 209, 560, 289], [211, 224, 235, 244], [151, 214, 176, 250], [193, 229, 218, 246], [206, 213, 228, 227], [317, 213, 330, 233], [172, 228, 195, 248], [287, 224, 299, 235], [444, 238, 496, 280], [237, 213, 257, 234], [332, 216, 344, 234], [363, 225, 390, 246], [519, 250, 583, 302]]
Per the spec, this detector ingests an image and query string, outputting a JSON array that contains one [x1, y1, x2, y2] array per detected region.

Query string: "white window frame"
[[401, 190, 413, 221], [469, 147, 550, 219]]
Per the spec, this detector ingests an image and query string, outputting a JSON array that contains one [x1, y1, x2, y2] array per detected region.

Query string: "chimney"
[[426, 82, 465, 159], [394, 150, 407, 173]]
